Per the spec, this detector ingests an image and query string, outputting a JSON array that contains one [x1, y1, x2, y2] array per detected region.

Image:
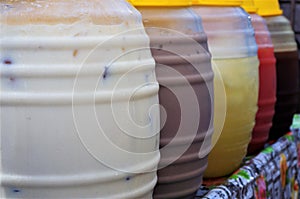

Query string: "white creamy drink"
[[0, 0, 160, 198]]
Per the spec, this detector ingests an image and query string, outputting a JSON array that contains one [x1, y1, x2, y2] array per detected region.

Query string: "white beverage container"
[[0, 0, 160, 198]]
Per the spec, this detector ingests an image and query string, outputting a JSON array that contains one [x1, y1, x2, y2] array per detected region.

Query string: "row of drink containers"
[[0, 0, 299, 198]]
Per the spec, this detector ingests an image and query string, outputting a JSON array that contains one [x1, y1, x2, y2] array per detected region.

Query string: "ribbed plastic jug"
[[0, 1, 160, 198], [247, 14, 276, 155], [264, 15, 299, 140], [192, 6, 259, 177], [132, 4, 214, 199], [254, 0, 299, 140]]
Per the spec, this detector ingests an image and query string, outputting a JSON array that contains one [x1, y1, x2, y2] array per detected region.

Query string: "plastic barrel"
[[247, 14, 276, 155], [193, 6, 259, 177], [265, 15, 299, 140], [254, 0, 299, 141], [134, 5, 214, 199], [0, 1, 160, 198]]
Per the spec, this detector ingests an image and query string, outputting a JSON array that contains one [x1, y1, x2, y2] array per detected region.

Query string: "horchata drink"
[[0, 0, 160, 198]]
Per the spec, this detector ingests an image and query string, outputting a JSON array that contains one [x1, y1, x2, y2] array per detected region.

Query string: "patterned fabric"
[[199, 131, 300, 199]]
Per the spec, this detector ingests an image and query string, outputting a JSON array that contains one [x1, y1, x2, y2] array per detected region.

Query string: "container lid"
[[241, 0, 257, 13], [254, 0, 283, 16], [192, 0, 242, 6], [127, 0, 192, 6]]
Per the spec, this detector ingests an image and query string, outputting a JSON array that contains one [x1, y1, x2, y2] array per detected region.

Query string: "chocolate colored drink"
[[137, 7, 214, 199], [265, 15, 299, 140], [269, 50, 299, 139]]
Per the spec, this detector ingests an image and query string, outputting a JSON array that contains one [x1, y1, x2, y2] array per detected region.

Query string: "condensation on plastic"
[[193, 6, 259, 177], [254, 0, 283, 17], [247, 14, 276, 155], [136, 6, 214, 199], [0, 0, 160, 198]]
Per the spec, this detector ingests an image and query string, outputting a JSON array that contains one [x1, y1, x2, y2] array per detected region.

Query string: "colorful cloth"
[[199, 131, 300, 199]]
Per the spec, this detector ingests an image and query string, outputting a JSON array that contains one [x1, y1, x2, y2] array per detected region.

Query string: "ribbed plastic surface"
[[264, 16, 297, 53], [247, 14, 276, 155], [136, 6, 214, 199], [193, 6, 259, 177], [265, 16, 299, 140], [0, 1, 160, 198], [193, 7, 257, 59], [254, 0, 283, 16]]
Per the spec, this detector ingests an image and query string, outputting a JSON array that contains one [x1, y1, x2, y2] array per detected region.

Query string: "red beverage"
[[247, 14, 276, 155]]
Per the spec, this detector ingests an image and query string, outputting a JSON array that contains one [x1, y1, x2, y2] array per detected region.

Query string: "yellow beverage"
[[208, 57, 259, 177], [193, 6, 259, 177]]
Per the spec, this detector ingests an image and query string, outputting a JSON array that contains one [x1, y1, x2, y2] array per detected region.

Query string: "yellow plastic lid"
[[241, 0, 257, 13], [254, 0, 283, 16], [192, 0, 242, 6], [127, 0, 192, 6]]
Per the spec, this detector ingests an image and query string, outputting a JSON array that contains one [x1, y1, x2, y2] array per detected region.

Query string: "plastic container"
[[0, 1, 160, 198], [255, 0, 299, 140], [192, 6, 259, 177], [247, 14, 276, 155], [132, 4, 214, 199], [265, 15, 299, 140]]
